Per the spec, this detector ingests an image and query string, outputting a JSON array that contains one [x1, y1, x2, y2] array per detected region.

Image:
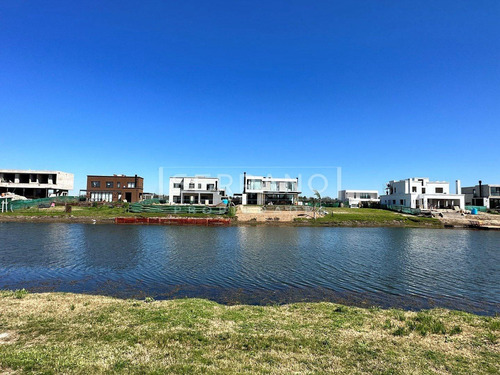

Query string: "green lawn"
[[311, 208, 442, 227], [0, 292, 498, 374], [0, 206, 229, 219]]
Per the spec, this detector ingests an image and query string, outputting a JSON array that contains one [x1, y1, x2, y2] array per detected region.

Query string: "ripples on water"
[[0, 223, 498, 314]]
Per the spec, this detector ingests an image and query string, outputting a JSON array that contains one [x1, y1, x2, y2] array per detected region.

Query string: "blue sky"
[[1, 1, 499, 197]]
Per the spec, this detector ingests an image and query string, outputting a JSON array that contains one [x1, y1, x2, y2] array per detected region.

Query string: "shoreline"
[[1, 214, 497, 229], [0, 214, 445, 228]]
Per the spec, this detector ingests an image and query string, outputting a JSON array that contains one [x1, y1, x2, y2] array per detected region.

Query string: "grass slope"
[[0, 292, 498, 374], [312, 208, 442, 227]]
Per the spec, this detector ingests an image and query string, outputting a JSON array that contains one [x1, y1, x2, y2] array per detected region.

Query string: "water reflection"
[[0, 223, 498, 314], [81, 225, 142, 270]]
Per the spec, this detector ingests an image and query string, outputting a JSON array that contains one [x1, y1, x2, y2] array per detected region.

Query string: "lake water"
[[0, 223, 498, 314]]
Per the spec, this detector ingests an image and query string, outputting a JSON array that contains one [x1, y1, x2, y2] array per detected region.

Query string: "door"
[[125, 192, 132, 202]]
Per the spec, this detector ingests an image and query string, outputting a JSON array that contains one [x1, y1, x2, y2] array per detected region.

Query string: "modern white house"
[[0, 169, 74, 199], [338, 190, 380, 208], [169, 176, 226, 205], [242, 172, 300, 205], [380, 177, 465, 210], [462, 181, 500, 209]]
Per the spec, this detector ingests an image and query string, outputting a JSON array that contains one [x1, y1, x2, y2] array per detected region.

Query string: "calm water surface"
[[0, 223, 498, 314]]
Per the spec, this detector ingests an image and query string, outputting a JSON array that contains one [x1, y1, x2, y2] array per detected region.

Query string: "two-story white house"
[[242, 173, 300, 205], [338, 190, 380, 208], [380, 177, 464, 210], [168, 176, 226, 205]]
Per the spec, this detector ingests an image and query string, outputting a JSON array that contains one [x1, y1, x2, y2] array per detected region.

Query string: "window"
[[173, 196, 181, 203], [394, 187, 397, 193], [207, 184, 215, 190], [412, 186, 417, 193], [127, 182, 136, 188], [189, 183, 195, 189], [198, 183, 202, 189], [393, 200, 396, 204], [173, 183, 181, 188], [106, 181, 114, 188], [91, 181, 100, 188], [360, 193, 371, 199], [247, 179, 262, 190], [422, 188, 426, 194], [400, 199, 404, 205], [436, 187, 444, 193], [117, 182, 121, 188]]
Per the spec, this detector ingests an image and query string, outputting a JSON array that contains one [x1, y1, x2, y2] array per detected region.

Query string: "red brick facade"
[[86, 175, 144, 203]]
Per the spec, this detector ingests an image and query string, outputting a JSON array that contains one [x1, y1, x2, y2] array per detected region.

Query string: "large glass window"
[[91, 181, 100, 188], [247, 179, 262, 190]]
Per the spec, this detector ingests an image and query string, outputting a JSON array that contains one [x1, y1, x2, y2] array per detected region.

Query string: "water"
[[0, 223, 498, 314]]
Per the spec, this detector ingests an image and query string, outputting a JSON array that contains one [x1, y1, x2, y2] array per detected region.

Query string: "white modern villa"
[[0, 169, 74, 199], [168, 176, 226, 205], [380, 177, 465, 210], [338, 190, 380, 208], [242, 173, 300, 205]]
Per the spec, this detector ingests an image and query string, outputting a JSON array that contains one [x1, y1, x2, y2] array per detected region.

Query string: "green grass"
[[0, 206, 229, 219], [309, 208, 442, 228], [0, 292, 498, 374]]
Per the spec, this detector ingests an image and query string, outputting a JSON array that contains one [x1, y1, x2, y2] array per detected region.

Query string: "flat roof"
[[0, 169, 72, 174], [245, 175, 298, 181], [87, 175, 143, 178], [170, 176, 219, 179], [340, 190, 379, 193]]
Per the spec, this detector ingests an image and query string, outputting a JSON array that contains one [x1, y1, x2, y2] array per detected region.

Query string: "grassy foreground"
[[312, 208, 442, 228], [1, 292, 498, 374]]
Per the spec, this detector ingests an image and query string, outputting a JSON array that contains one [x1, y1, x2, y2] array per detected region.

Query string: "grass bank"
[[0, 206, 230, 221], [1, 292, 498, 374], [306, 208, 442, 228]]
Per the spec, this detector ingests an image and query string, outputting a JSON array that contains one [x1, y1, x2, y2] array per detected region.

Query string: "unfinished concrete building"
[[0, 169, 74, 199]]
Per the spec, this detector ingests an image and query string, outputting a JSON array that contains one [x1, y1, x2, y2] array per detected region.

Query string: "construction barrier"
[[115, 217, 231, 226], [8, 196, 79, 211], [382, 204, 421, 215], [465, 205, 488, 212], [129, 203, 228, 215]]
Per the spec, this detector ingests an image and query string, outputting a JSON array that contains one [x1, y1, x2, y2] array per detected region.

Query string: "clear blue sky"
[[1, 1, 499, 197]]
